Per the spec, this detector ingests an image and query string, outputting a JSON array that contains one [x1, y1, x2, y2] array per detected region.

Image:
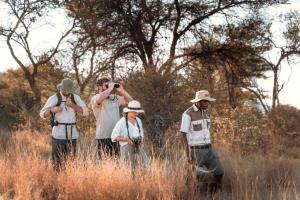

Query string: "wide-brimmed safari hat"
[[190, 90, 216, 103], [123, 100, 144, 113], [57, 78, 79, 94]]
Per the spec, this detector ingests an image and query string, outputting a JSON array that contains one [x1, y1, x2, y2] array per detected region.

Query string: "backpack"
[[50, 92, 77, 127]]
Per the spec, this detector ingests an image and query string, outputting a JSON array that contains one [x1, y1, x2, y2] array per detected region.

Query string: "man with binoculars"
[[91, 78, 133, 163]]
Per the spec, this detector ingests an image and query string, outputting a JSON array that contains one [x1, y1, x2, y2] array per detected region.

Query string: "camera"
[[131, 137, 142, 154], [105, 83, 120, 89]]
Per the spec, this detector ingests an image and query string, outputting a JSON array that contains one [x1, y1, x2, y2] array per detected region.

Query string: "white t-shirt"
[[91, 93, 125, 139], [111, 117, 144, 147]]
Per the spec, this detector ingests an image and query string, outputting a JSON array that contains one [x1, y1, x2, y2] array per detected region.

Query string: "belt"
[[56, 122, 76, 125], [55, 122, 76, 142], [190, 144, 211, 149]]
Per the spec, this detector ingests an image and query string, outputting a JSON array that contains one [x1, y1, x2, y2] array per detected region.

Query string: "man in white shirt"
[[40, 78, 89, 170], [180, 90, 224, 194], [91, 77, 133, 162]]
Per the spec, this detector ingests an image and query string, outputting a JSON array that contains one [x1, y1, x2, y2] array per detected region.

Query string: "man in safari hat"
[[180, 90, 224, 195], [40, 78, 89, 170]]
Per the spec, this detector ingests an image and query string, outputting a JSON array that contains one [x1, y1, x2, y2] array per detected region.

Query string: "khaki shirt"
[[91, 93, 125, 139]]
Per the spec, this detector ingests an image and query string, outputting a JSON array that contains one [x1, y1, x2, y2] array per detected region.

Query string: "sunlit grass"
[[0, 130, 298, 200]]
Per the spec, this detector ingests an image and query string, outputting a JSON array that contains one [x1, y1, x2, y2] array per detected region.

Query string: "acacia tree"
[[0, 0, 75, 108], [67, 36, 111, 94], [184, 11, 300, 111], [63, 0, 289, 145], [65, 0, 288, 75], [258, 11, 300, 109], [66, 30, 132, 94], [183, 15, 272, 110]]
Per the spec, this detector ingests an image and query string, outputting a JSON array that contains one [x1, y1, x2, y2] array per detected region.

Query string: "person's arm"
[[181, 132, 191, 162], [43, 107, 63, 118], [138, 118, 144, 144], [67, 95, 89, 116], [113, 136, 133, 145], [95, 82, 115, 105], [180, 113, 192, 163], [115, 84, 133, 104], [40, 95, 62, 119], [111, 118, 134, 145]]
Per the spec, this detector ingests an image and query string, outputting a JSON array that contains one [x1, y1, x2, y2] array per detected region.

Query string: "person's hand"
[[115, 83, 125, 93], [127, 138, 134, 145], [51, 106, 62, 114], [107, 82, 115, 91], [66, 98, 76, 108], [188, 154, 194, 164]]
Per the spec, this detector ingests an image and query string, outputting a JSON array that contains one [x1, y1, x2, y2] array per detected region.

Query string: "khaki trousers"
[[120, 144, 149, 176]]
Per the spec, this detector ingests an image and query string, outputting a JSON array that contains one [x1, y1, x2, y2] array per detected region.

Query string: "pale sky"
[[0, 1, 299, 109]]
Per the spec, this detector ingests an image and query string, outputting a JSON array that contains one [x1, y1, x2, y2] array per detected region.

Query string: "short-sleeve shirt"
[[111, 117, 144, 147], [180, 104, 211, 146], [91, 93, 125, 139], [39, 92, 89, 139]]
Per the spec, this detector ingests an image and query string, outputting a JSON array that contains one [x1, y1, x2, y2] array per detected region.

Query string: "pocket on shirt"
[[192, 123, 202, 131]]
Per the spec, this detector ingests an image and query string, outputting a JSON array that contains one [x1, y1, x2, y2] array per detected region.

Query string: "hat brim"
[[190, 97, 216, 103], [57, 84, 79, 94], [123, 107, 144, 113]]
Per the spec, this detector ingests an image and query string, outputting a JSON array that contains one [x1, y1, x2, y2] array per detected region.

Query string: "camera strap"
[[125, 115, 141, 141]]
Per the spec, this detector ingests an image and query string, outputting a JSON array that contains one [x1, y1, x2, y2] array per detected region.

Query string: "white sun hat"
[[123, 100, 144, 113], [190, 90, 216, 103]]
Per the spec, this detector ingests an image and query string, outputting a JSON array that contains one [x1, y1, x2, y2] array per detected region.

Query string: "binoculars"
[[105, 83, 120, 88]]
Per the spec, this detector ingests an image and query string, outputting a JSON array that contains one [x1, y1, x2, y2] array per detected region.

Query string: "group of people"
[[40, 77, 224, 192], [40, 78, 148, 175]]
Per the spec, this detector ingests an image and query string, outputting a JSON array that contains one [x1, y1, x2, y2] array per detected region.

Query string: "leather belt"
[[190, 144, 211, 149]]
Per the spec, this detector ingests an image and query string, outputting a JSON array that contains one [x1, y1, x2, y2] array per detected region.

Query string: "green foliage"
[[0, 64, 66, 130], [268, 105, 300, 137], [212, 105, 269, 155], [124, 70, 189, 149], [212, 104, 300, 157], [0, 72, 30, 128]]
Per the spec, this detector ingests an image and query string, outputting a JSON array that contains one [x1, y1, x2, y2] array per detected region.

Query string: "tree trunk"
[[27, 75, 41, 109], [272, 68, 279, 109]]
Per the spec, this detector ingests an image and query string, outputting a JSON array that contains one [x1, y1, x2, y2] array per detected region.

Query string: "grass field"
[[0, 129, 298, 200]]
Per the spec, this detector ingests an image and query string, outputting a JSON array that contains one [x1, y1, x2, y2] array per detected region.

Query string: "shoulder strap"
[[56, 92, 62, 106], [51, 92, 62, 124], [56, 92, 77, 106], [136, 118, 141, 133], [125, 114, 131, 140], [70, 93, 77, 105], [125, 115, 141, 140]]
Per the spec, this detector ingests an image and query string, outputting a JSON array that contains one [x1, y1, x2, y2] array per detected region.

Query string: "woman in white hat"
[[111, 100, 149, 176]]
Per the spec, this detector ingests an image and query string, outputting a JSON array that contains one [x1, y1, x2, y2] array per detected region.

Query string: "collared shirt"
[[111, 117, 144, 147], [91, 93, 125, 139], [180, 104, 211, 146], [39, 92, 89, 140]]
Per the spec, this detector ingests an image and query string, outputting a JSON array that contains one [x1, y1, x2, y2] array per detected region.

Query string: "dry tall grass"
[[0, 130, 298, 200]]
